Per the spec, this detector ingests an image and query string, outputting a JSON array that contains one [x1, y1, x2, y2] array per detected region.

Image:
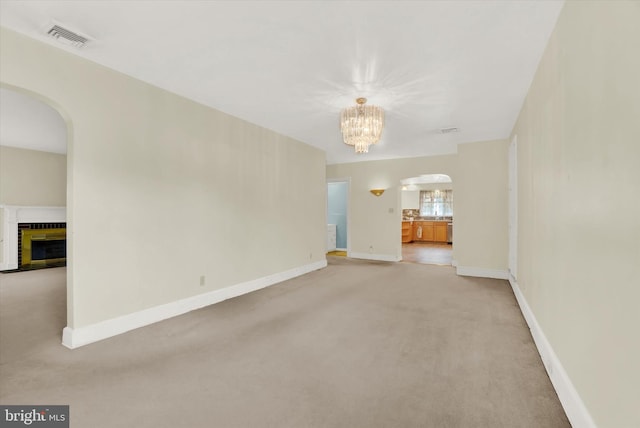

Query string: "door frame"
[[326, 177, 351, 255], [508, 135, 518, 280]]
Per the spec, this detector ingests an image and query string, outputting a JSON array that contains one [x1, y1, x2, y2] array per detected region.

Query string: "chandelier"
[[340, 97, 384, 154]]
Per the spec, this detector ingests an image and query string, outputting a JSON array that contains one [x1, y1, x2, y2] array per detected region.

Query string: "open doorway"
[[0, 85, 69, 350], [0, 86, 68, 270], [327, 179, 349, 257], [400, 174, 453, 266]]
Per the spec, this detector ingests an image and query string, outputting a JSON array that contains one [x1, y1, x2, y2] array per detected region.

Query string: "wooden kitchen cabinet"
[[401, 221, 413, 243], [411, 221, 448, 243], [422, 223, 435, 241], [413, 221, 434, 242], [434, 222, 448, 242]]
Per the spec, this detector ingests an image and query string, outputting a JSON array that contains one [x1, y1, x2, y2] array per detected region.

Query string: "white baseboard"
[[509, 276, 596, 428], [349, 252, 401, 262], [62, 260, 327, 349], [451, 259, 458, 267], [456, 265, 509, 280]]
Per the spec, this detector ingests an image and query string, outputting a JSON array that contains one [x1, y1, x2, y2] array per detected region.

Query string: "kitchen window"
[[419, 190, 453, 217]]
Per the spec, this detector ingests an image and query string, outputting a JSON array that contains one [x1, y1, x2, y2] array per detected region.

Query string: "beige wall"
[[0, 27, 327, 329], [327, 140, 508, 271], [455, 140, 508, 272], [511, 1, 640, 426], [0, 145, 66, 206]]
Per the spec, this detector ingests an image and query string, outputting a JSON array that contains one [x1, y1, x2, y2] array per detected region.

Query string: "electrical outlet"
[[199, 275, 206, 286]]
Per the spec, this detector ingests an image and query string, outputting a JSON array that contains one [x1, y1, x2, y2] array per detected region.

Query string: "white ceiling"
[[0, 0, 563, 164]]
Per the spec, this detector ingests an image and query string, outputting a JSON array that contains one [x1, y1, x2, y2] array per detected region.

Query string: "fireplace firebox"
[[19, 224, 67, 269]]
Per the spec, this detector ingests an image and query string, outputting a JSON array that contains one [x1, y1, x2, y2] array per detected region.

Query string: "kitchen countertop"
[[402, 218, 453, 222]]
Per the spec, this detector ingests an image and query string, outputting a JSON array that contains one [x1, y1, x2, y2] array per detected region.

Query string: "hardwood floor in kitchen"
[[402, 242, 453, 266]]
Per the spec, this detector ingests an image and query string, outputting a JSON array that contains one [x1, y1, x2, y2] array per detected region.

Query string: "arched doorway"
[[0, 84, 72, 345], [400, 174, 453, 265]]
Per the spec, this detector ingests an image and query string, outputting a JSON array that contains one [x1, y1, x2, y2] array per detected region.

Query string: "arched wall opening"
[[399, 173, 454, 266], [0, 82, 75, 331]]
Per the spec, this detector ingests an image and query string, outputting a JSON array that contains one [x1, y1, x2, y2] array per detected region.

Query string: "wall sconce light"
[[370, 189, 385, 197]]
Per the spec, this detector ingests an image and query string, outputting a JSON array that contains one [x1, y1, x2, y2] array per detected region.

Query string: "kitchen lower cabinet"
[[413, 221, 434, 242], [434, 223, 448, 243], [401, 221, 413, 243], [412, 221, 449, 243]]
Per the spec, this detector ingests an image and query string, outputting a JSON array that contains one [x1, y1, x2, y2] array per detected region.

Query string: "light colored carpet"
[[0, 259, 570, 428]]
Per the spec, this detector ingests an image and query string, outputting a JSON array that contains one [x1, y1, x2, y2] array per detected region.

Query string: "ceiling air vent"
[[46, 24, 89, 48], [440, 127, 459, 134]]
